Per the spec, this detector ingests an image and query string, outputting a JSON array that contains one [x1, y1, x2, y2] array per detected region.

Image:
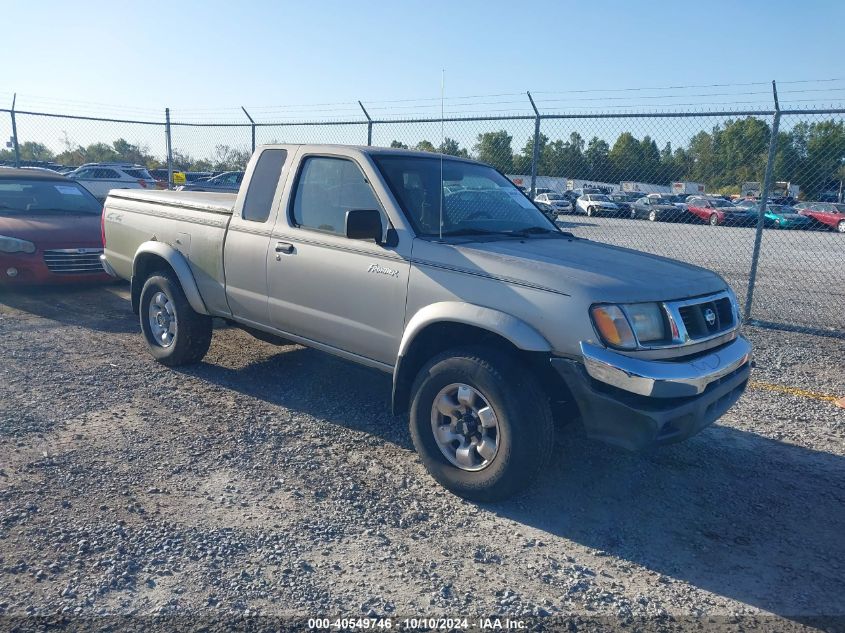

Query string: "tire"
[[586, 206, 595, 217], [139, 270, 212, 366], [709, 213, 719, 226], [648, 210, 657, 222], [408, 347, 554, 502], [630, 208, 637, 219], [838, 220, 845, 233]]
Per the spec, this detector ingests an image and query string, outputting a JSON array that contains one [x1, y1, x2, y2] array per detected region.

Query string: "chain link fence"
[[2, 100, 843, 335]]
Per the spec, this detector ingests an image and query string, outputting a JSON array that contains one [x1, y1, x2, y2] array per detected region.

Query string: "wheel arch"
[[392, 302, 555, 416], [131, 242, 209, 316]]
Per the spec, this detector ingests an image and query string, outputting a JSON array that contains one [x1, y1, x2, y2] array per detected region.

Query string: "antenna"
[[439, 69, 445, 241]]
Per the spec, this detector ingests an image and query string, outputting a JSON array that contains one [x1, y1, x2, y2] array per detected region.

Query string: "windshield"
[[591, 194, 611, 202], [373, 155, 555, 236], [712, 199, 735, 208], [0, 179, 102, 214], [546, 193, 564, 200], [834, 204, 845, 213]]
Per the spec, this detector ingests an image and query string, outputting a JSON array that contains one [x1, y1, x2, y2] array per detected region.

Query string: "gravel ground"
[[0, 284, 843, 631]]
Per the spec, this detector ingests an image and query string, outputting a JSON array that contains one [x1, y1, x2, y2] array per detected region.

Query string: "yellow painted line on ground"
[[749, 380, 843, 407]]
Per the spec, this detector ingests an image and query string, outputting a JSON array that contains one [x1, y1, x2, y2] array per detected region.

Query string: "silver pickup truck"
[[102, 145, 751, 501]]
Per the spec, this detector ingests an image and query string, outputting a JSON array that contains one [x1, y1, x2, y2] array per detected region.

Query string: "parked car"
[[101, 144, 750, 501], [647, 193, 688, 211], [534, 192, 573, 216], [791, 201, 813, 213], [608, 193, 633, 215], [177, 171, 244, 192], [799, 202, 845, 232], [630, 196, 686, 222], [65, 163, 157, 200], [762, 204, 814, 230], [686, 196, 756, 226], [0, 168, 109, 284], [575, 193, 620, 217]]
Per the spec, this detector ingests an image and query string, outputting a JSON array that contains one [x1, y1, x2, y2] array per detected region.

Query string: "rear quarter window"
[[241, 149, 287, 222]]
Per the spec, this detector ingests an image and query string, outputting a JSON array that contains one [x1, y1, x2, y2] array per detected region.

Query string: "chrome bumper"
[[99, 253, 118, 278], [580, 335, 752, 398]]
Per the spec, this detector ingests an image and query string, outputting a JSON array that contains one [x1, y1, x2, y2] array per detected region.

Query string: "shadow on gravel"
[[0, 283, 136, 334], [494, 425, 845, 622], [175, 346, 411, 449]]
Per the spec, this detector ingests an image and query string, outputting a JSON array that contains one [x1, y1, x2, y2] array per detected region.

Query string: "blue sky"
[[2, 0, 844, 119], [2, 0, 844, 161]]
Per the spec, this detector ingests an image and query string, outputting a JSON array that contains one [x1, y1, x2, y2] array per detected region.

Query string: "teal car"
[[764, 204, 814, 229]]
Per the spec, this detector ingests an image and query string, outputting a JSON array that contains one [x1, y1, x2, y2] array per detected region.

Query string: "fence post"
[[743, 81, 780, 322], [242, 106, 256, 153], [527, 92, 540, 198], [165, 108, 173, 189], [358, 101, 373, 146], [10, 93, 20, 168]]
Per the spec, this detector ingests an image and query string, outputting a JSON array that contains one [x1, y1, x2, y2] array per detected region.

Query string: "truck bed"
[[107, 189, 236, 215]]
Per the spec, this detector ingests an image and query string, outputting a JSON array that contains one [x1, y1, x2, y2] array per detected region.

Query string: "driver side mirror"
[[346, 209, 398, 246]]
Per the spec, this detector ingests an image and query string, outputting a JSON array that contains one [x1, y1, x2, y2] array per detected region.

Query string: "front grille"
[[677, 297, 734, 339], [43, 249, 104, 275]]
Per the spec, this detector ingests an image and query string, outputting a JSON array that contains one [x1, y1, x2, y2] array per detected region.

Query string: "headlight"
[[0, 235, 36, 254], [591, 302, 667, 349]]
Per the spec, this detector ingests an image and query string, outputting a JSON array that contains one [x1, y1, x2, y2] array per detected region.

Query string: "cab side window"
[[241, 149, 286, 222], [292, 157, 381, 236]]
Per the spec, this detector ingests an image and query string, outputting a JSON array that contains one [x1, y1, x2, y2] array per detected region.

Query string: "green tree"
[[389, 140, 408, 149], [439, 137, 469, 158], [584, 137, 611, 181], [415, 140, 437, 153], [609, 132, 643, 182], [473, 130, 513, 173]]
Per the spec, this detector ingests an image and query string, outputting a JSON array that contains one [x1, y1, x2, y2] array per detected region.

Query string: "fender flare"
[[398, 301, 551, 358], [391, 302, 551, 414], [133, 241, 209, 315]]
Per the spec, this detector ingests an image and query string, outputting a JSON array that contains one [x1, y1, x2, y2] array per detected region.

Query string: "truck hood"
[[422, 236, 726, 303]]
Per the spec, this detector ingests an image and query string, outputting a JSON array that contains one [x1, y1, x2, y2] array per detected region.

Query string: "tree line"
[[2, 116, 842, 198], [393, 117, 845, 199]]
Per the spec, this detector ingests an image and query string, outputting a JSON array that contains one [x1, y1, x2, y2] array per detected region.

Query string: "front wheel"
[[408, 347, 554, 502], [709, 213, 719, 226], [586, 206, 595, 217], [139, 271, 212, 366], [630, 208, 637, 219], [648, 210, 657, 222], [837, 220, 845, 233]]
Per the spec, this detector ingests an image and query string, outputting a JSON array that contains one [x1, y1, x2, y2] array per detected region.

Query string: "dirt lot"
[[0, 283, 843, 631]]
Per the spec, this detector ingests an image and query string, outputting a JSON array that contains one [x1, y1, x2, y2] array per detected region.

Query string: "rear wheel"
[[409, 347, 554, 502], [709, 213, 719, 226], [630, 208, 637, 219], [648, 210, 657, 222], [586, 206, 595, 217], [837, 220, 845, 233], [139, 271, 212, 366]]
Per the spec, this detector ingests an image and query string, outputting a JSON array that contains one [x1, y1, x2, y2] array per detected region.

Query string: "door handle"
[[275, 242, 294, 254]]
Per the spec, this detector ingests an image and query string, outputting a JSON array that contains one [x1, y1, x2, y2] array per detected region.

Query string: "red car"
[[0, 168, 110, 285], [799, 202, 845, 233], [685, 195, 756, 227]]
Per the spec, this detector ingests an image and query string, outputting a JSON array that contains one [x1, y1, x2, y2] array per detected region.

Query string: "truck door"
[[266, 154, 410, 367], [223, 148, 289, 324]]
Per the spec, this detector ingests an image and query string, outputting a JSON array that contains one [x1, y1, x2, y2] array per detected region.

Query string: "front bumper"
[[551, 336, 751, 451], [0, 252, 110, 285]]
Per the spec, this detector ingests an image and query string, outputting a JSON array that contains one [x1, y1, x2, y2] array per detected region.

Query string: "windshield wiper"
[[439, 228, 524, 238]]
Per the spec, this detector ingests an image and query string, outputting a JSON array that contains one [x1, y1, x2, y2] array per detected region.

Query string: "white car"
[[576, 194, 620, 217], [534, 192, 573, 215], [65, 163, 157, 201]]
